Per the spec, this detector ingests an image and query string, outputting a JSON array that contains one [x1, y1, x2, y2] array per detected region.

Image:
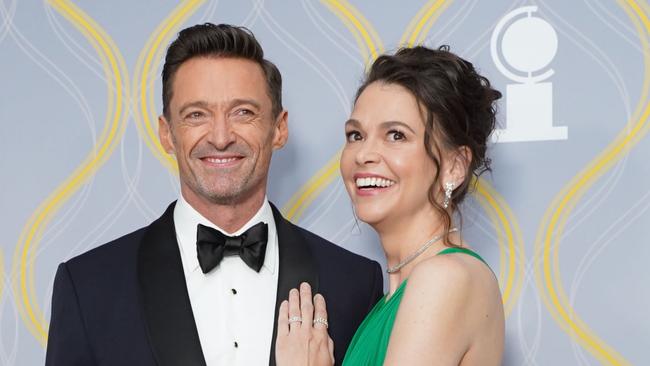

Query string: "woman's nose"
[[355, 139, 381, 165]]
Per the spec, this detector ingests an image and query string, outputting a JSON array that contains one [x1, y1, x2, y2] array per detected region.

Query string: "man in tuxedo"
[[45, 23, 383, 366]]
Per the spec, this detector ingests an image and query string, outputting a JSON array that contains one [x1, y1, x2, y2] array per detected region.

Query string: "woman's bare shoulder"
[[408, 248, 491, 290], [403, 247, 501, 319]]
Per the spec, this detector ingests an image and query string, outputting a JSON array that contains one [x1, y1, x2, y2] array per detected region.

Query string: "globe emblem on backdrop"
[[491, 6, 568, 143]]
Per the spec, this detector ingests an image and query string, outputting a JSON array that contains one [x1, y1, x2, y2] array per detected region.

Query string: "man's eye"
[[346, 131, 362, 142], [187, 111, 204, 119], [235, 109, 254, 116], [388, 130, 406, 141]]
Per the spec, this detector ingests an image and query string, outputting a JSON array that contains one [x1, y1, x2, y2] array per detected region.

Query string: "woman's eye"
[[388, 130, 406, 141], [346, 131, 362, 142]]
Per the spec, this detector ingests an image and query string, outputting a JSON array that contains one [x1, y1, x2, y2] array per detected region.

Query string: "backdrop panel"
[[1, 1, 648, 365]]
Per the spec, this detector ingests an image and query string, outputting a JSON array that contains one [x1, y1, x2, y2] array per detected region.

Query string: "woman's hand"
[[275, 282, 334, 366]]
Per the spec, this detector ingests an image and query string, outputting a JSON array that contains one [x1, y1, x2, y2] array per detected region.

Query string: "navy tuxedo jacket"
[[45, 202, 383, 366]]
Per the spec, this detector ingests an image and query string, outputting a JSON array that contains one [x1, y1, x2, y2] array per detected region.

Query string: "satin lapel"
[[137, 202, 206, 366], [268, 203, 320, 366]]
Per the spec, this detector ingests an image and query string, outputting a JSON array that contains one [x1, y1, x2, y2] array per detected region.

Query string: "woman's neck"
[[375, 211, 451, 295]]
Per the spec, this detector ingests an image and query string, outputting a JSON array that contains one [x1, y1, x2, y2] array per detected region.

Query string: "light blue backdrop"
[[1, 1, 649, 365]]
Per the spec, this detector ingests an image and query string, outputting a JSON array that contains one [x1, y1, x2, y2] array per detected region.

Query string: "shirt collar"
[[173, 195, 277, 275]]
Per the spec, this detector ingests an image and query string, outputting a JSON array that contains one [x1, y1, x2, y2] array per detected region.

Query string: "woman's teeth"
[[355, 177, 395, 188]]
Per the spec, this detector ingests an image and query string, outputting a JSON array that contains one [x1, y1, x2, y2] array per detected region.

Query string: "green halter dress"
[[342, 247, 488, 366]]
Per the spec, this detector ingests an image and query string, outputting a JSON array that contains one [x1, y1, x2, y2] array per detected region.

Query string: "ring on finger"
[[313, 317, 328, 328], [288, 316, 303, 324]]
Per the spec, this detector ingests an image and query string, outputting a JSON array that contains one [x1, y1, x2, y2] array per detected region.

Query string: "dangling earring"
[[443, 182, 454, 209]]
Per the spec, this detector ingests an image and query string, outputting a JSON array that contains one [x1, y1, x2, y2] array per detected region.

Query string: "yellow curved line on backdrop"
[[400, 0, 451, 47], [473, 185, 506, 297], [11, 0, 129, 346], [411, 0, 453, 46], [283, 1, 383, 221], [320, 0, 384, 67], [475, 179, 525, 317], [132, 0, 206, 173], [283, 151, 342, 221], [400, 0, 436, 46], [320, 1, 369, 65], [339, 0, 383, 58], [534, 1, 650, 364]]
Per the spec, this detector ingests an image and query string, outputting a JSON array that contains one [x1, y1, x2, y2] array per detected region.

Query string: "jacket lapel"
[[137, 202, 206, 366], [268, 204, 320, 366]]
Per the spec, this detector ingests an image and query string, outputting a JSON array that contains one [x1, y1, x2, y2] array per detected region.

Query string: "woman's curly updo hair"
[[355, 45, 501, 246]]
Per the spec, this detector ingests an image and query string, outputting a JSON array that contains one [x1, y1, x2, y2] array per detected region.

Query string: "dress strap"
[[436, 247, 488, 265]]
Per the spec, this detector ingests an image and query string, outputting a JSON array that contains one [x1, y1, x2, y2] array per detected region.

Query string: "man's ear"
[[158, 115, 175, 154], [441, 145, 472, 187], [272, 110, 289, 150]]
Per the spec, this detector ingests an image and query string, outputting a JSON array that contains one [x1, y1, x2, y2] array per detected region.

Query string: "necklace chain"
[[386, 227, 459, 274]]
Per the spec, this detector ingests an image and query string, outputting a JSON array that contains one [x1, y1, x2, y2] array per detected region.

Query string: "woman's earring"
[[443, 182, 454, 209]]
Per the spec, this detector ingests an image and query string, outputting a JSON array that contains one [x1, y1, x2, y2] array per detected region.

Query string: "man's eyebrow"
[[229, 98, 262, 110], [178, 101, 211, 116]]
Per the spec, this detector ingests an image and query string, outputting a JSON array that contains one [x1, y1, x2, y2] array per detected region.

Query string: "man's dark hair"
[[162, 23, 283, 120]]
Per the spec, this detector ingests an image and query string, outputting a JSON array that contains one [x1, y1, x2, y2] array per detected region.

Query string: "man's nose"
[[208, 117, 236, 150]]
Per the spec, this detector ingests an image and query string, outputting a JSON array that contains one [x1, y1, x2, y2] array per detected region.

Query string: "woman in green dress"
[[276, 45, 505, 366]]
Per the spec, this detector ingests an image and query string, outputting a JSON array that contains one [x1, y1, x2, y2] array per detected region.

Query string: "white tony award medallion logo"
[[491, 6, 568, 143]]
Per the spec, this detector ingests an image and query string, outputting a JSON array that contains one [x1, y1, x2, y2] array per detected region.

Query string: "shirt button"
[[231, 288, 237, 295], [234, 341, 239, 348]]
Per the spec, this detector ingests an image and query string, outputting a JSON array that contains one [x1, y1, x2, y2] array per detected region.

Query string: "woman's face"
[[340, 82, 440, 228]]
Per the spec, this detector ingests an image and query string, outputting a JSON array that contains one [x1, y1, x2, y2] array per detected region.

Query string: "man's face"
[[159, 57, 287, 207]]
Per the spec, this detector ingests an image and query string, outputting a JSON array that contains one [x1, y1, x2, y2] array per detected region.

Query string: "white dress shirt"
[[174, 196, 279, 365]]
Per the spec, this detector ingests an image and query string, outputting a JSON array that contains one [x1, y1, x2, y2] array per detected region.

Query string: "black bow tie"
[[196, 222, 268, 273]]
